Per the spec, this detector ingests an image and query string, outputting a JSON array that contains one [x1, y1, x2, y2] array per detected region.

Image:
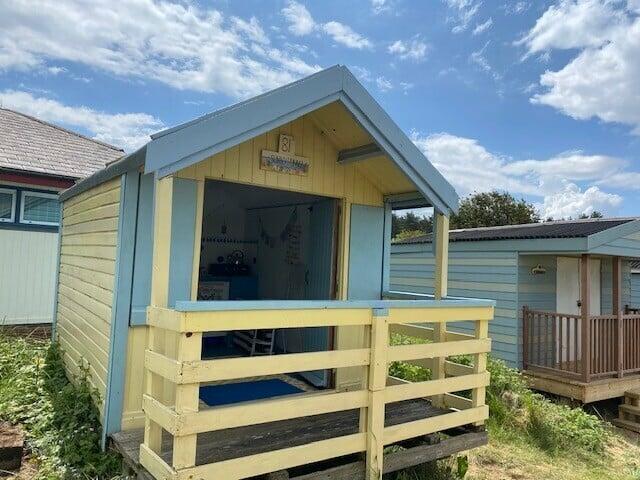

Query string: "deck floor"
[[113, 399, 449, 470]]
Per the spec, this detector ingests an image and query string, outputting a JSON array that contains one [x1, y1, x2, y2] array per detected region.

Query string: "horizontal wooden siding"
[[390, 243, 518, 366], [56, 177, 121, 416]]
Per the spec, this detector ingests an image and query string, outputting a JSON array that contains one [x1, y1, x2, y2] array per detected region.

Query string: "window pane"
[[0, 191, 14, 220], [22, 194, 60, 225]]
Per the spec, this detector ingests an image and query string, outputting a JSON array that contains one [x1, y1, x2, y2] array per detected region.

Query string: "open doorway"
[[196, 179, 339, 397]]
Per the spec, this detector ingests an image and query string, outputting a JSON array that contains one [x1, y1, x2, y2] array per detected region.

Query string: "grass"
[[0, 333, 122, 479]]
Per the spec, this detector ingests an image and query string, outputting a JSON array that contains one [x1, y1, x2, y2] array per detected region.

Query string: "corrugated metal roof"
[[395, 218, 638, 244], [0, 108, 124, 179]]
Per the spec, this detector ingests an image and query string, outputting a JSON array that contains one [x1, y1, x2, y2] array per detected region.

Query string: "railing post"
[[143, 175, 175, 455], [522, 306, 529, 370], [172, 331, 203, 469], [580, 254, 591, 383], [471, 318, 489, 426], [366, 308, 389, 480], [613, 256, 624, 378]]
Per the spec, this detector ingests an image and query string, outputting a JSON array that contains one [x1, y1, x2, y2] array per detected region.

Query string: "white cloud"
[[371, 0, 390, 14], [282, 1, 316, 36], [388, 38, 429, 61], [322, 21, 373, 49], [538, 183, 622, 219], [410, 131, 634, 218], [47, 66, 66, 75], [351, 65, 373, 83], [469, 41, 500, 80], [517, 0, 627, 54], [472, 17, 493, 35], [444, 0, 482, 33], [503, 1, 529, 15], [376, 76, 393, 92], [0, 90, 163, 151], [519, 0, 640, 134], [280, 2, 372, 50], [0, 0, 321, 99]]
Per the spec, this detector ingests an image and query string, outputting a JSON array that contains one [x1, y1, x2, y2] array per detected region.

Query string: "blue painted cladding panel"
[[129, 175, 198, 324], [306, 199, 336, 300], [168, 178, 197, 307], [130, 173, 154, 325], [303, 199, 336, 387], [348, 204, 384, 300], [390, 243, 519, 367]]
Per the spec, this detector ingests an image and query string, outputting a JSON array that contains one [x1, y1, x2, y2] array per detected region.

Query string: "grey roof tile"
[[0, 108, 124, 179]]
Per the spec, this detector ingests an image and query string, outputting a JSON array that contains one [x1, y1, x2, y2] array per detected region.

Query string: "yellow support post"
[[172, 331, 202, 469], [432, 213, 449, 407], [143, 175, 174, 454], [366, 309, 389, 480], [471, 319, 489, 426]]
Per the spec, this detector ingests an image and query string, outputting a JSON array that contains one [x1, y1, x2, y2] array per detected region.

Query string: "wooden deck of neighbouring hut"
[[112, 398, 487, 479]]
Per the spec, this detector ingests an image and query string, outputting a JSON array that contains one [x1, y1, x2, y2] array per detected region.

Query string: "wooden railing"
[[523, 307, 640, 382], [139, 299, 494, 480]]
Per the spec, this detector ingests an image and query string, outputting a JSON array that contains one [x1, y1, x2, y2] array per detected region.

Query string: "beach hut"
[[391, 219, 640, 406], [53, 66, 495, 480]]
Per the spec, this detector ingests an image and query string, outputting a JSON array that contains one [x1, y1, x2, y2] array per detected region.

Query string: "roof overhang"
[[143, 65, 459, 215]]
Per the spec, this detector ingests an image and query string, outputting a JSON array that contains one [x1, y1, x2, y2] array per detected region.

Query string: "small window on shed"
[[20, 191, 60, 226], [0, 188, 16, 223]]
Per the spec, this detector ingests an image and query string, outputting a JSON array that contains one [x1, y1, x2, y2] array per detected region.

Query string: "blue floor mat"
[[199, 379, 303, 407]]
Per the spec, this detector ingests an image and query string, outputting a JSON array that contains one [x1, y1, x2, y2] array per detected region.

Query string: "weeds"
[[0, 333, 122, 479]]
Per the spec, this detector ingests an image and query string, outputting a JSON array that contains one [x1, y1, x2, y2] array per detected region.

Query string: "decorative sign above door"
[[261, 134, 309, 176]]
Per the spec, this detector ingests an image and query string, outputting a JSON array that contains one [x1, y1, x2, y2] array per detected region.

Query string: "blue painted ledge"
[[174, 296, 495, 312]]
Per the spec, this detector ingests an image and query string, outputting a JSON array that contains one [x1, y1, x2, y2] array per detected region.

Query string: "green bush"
[[389, 347, 609, 459], [485, 358, 608, 456], [0, 334, 122, 479]]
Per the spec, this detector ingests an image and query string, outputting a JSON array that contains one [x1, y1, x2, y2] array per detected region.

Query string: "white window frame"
[[0, 188, 17, 223], [19, 190, 60, 226]]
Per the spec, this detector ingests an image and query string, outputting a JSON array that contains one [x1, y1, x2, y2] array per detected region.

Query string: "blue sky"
[[1, 0, 639, 219]]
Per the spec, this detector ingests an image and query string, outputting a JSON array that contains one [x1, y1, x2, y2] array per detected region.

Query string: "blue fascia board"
[[144, 65, 459, 215], [174, 297, 495, 312], [587, 219, 640, 251], [102, 171, 140, 447]]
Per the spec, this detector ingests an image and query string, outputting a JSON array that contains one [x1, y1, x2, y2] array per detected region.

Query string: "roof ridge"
[[0, 107, 124, 153]]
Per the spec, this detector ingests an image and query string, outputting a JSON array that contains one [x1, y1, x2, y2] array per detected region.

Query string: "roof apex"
[[143, 65, 459, 214]]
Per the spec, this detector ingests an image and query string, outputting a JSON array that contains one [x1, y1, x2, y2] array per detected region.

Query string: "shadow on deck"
[[112, 399, 487, 479]]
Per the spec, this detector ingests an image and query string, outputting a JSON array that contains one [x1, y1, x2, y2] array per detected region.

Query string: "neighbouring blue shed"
[[391, 218, 640, 402]]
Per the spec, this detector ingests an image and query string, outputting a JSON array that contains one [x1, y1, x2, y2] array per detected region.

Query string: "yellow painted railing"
[[139, 300, 493, 480]]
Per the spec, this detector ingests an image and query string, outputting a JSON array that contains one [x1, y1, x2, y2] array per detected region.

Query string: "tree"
[[579, 211, 603, 219], [392, 211, 432, 238], [450, 191, 540, 229]]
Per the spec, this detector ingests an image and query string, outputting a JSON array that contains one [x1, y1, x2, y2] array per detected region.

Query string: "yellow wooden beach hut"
[[53, 65, 495, 480]]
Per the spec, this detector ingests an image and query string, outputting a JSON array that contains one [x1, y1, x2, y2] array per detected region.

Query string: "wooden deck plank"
[[112, 399, 452, 471]]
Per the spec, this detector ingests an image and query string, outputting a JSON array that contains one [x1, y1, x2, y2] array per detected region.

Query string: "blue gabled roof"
[[144, 65, 459, 215]]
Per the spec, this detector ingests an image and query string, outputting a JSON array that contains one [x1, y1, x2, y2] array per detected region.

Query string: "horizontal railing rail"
[[523, 307, 640, 382], [140, 299, 494, 480]]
